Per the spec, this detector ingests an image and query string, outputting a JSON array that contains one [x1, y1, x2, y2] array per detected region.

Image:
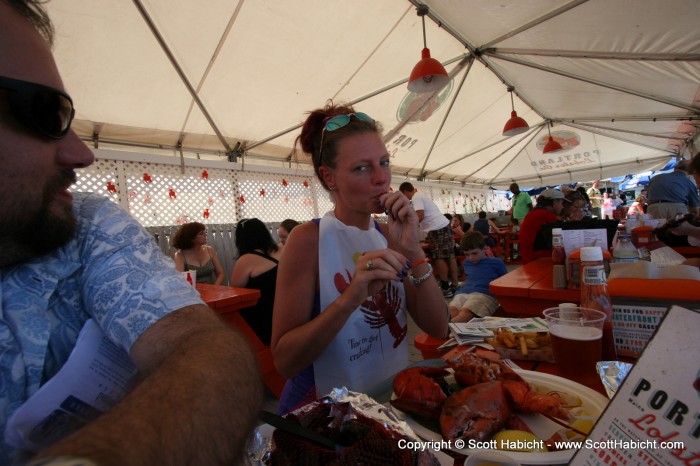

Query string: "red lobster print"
[[334, 270, 407, 348]]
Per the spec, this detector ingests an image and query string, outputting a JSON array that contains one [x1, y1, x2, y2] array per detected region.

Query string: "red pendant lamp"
[[408, 6, 449, 93], [502, 87, 529, 136], [543, 121, 564, 154]]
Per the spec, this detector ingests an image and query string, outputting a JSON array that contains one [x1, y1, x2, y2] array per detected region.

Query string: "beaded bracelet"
[[408, 262, 433, 286]]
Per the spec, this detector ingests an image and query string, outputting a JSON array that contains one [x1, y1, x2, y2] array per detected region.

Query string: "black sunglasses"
[[0, 75, 75, 140]]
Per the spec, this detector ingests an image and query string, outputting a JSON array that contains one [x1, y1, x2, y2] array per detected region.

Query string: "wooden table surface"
[[490, 257, 580, 316], [196, 283, 261, 314]]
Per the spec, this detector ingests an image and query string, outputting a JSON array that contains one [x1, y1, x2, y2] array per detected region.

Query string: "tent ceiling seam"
[[131, 0, 232, 153], [330, 5, 412, 101], [479, 0, 589, 50], [180, 1, 244, 136]]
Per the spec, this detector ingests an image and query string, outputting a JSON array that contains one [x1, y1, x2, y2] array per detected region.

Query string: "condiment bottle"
[[612, 234, 639, 263], [579, 246, 617, 360], [552, 228, 567, 289]]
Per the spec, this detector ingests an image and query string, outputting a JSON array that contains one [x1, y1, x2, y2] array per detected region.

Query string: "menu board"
[[570, 305, 699, 466]]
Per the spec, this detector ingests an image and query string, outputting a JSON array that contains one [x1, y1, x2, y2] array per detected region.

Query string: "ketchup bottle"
[[579, 246, 617, 360]]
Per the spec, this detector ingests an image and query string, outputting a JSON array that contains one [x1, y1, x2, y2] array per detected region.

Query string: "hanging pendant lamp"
[[408, 6, 449, 93], [543, 121, 564, 154], [502, 87, 529, 136]]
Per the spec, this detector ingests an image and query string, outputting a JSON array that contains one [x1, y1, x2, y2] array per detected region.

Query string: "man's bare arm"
[[33, 305, 262, 465]]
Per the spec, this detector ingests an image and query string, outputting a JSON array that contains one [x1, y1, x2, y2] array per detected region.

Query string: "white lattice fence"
[[73, 149, 510, 228]]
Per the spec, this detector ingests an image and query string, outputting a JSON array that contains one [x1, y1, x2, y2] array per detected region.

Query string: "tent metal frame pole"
[[486, 129, 548, 186], [486, 48, 700, 61], [132, 0, 233, 154], [417, 57, 475, 178], [484, 51, 700, 114], [479, 0, 589, 50], [456, 126, 546, 182], [245, 54, 468, 152], [556, 114, 700, 123], [427, 122, 544, 175], [382, 56, 471, 144]]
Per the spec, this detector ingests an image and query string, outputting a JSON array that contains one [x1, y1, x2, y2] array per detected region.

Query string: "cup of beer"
[[543, 306, 606, 386]]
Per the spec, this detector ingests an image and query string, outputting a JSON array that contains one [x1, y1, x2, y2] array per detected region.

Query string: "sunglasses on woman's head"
[[0, 75, 75, 140], [319, 112, 374, 163]]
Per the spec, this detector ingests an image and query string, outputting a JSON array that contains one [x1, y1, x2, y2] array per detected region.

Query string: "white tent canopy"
[[47, 0, 700, 188]]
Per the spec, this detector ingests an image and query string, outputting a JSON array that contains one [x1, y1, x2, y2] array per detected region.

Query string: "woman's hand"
[[379, 191, 422, 259], [342, 249, 410, 307]]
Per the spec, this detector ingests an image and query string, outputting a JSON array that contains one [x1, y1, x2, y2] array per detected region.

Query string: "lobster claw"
[[390, 367, 449, 421]]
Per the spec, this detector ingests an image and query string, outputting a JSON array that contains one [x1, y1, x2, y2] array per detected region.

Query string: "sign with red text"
[[570, 305, 699, 466]]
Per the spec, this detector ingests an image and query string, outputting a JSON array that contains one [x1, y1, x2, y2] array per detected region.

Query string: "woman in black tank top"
[[230, 218, 282, 346]]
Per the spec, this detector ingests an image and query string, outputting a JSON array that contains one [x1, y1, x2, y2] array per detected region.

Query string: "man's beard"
[[3, 170, 77, 264]]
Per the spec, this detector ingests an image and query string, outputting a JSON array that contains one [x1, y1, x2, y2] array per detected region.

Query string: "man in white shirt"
[[399, 182, 459, 296]]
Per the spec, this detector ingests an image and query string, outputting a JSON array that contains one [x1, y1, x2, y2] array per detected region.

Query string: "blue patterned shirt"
[[0, 193, 203, 460]]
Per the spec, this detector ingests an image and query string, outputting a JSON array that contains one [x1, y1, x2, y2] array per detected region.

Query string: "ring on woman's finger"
[[366, 260, 374, 271]]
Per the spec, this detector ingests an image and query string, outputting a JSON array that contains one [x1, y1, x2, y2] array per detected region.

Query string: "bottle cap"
[[580, 246, 603, 262], [559, 303, 577, 308], [552, 228, 563, 235]]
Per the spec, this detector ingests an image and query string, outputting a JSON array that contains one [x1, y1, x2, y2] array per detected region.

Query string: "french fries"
[[485, 328, 552, 356]]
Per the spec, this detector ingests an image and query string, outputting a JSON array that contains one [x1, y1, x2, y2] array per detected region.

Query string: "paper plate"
[[395, 369, 609, 465]]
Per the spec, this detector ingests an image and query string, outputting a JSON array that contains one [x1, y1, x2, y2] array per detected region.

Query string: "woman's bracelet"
[[408, 262, 433, 286]]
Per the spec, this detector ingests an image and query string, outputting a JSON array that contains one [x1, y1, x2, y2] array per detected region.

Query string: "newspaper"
[[4, 319, 138, 452], [449, 317, 549, 346]]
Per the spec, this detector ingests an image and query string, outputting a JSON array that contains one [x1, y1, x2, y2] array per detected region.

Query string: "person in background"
[[277, 218, 300, 249], [507, 182, 532, 222], [627, 195, 646, 217], [576, 186, 591, 217], [669, 152, 700, 259], [561, 191, 586, 221], [450, 213, 467, 244], [646, 159, 699, 221], [470, 211, 501, 248], [448, 231, 507, 323], [400, 182, 460, 296], [587, 180, 602, 217], [510, 217, 520, 259], [519, 189, 569, 263], [272, 103, 448, 415], [0, 1, 261, 463], [602, 191, 614, 219], [173, 222, 225, 285], [230, 218, 281, 346], [619, 191, 627, 206], [449, 213, 467, 282]]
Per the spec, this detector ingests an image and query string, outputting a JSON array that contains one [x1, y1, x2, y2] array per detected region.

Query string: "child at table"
[[449, 231, 508, 322]]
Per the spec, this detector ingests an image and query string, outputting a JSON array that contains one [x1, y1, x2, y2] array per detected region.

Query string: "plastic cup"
[[543, 306, 606, 386], [181, 270, 197, 287]]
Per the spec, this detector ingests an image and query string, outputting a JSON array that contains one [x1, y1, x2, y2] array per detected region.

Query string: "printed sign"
[[570, 305, 699, 466]]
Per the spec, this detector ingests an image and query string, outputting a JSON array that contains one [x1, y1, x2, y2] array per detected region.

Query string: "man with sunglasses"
[[0, 1, 261, 464]]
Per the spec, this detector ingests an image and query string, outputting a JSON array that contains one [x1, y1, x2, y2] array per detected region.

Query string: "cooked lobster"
[[390, 366, 449, 421], [444, 349, 569, 420], [440, 381, 511, 442]]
